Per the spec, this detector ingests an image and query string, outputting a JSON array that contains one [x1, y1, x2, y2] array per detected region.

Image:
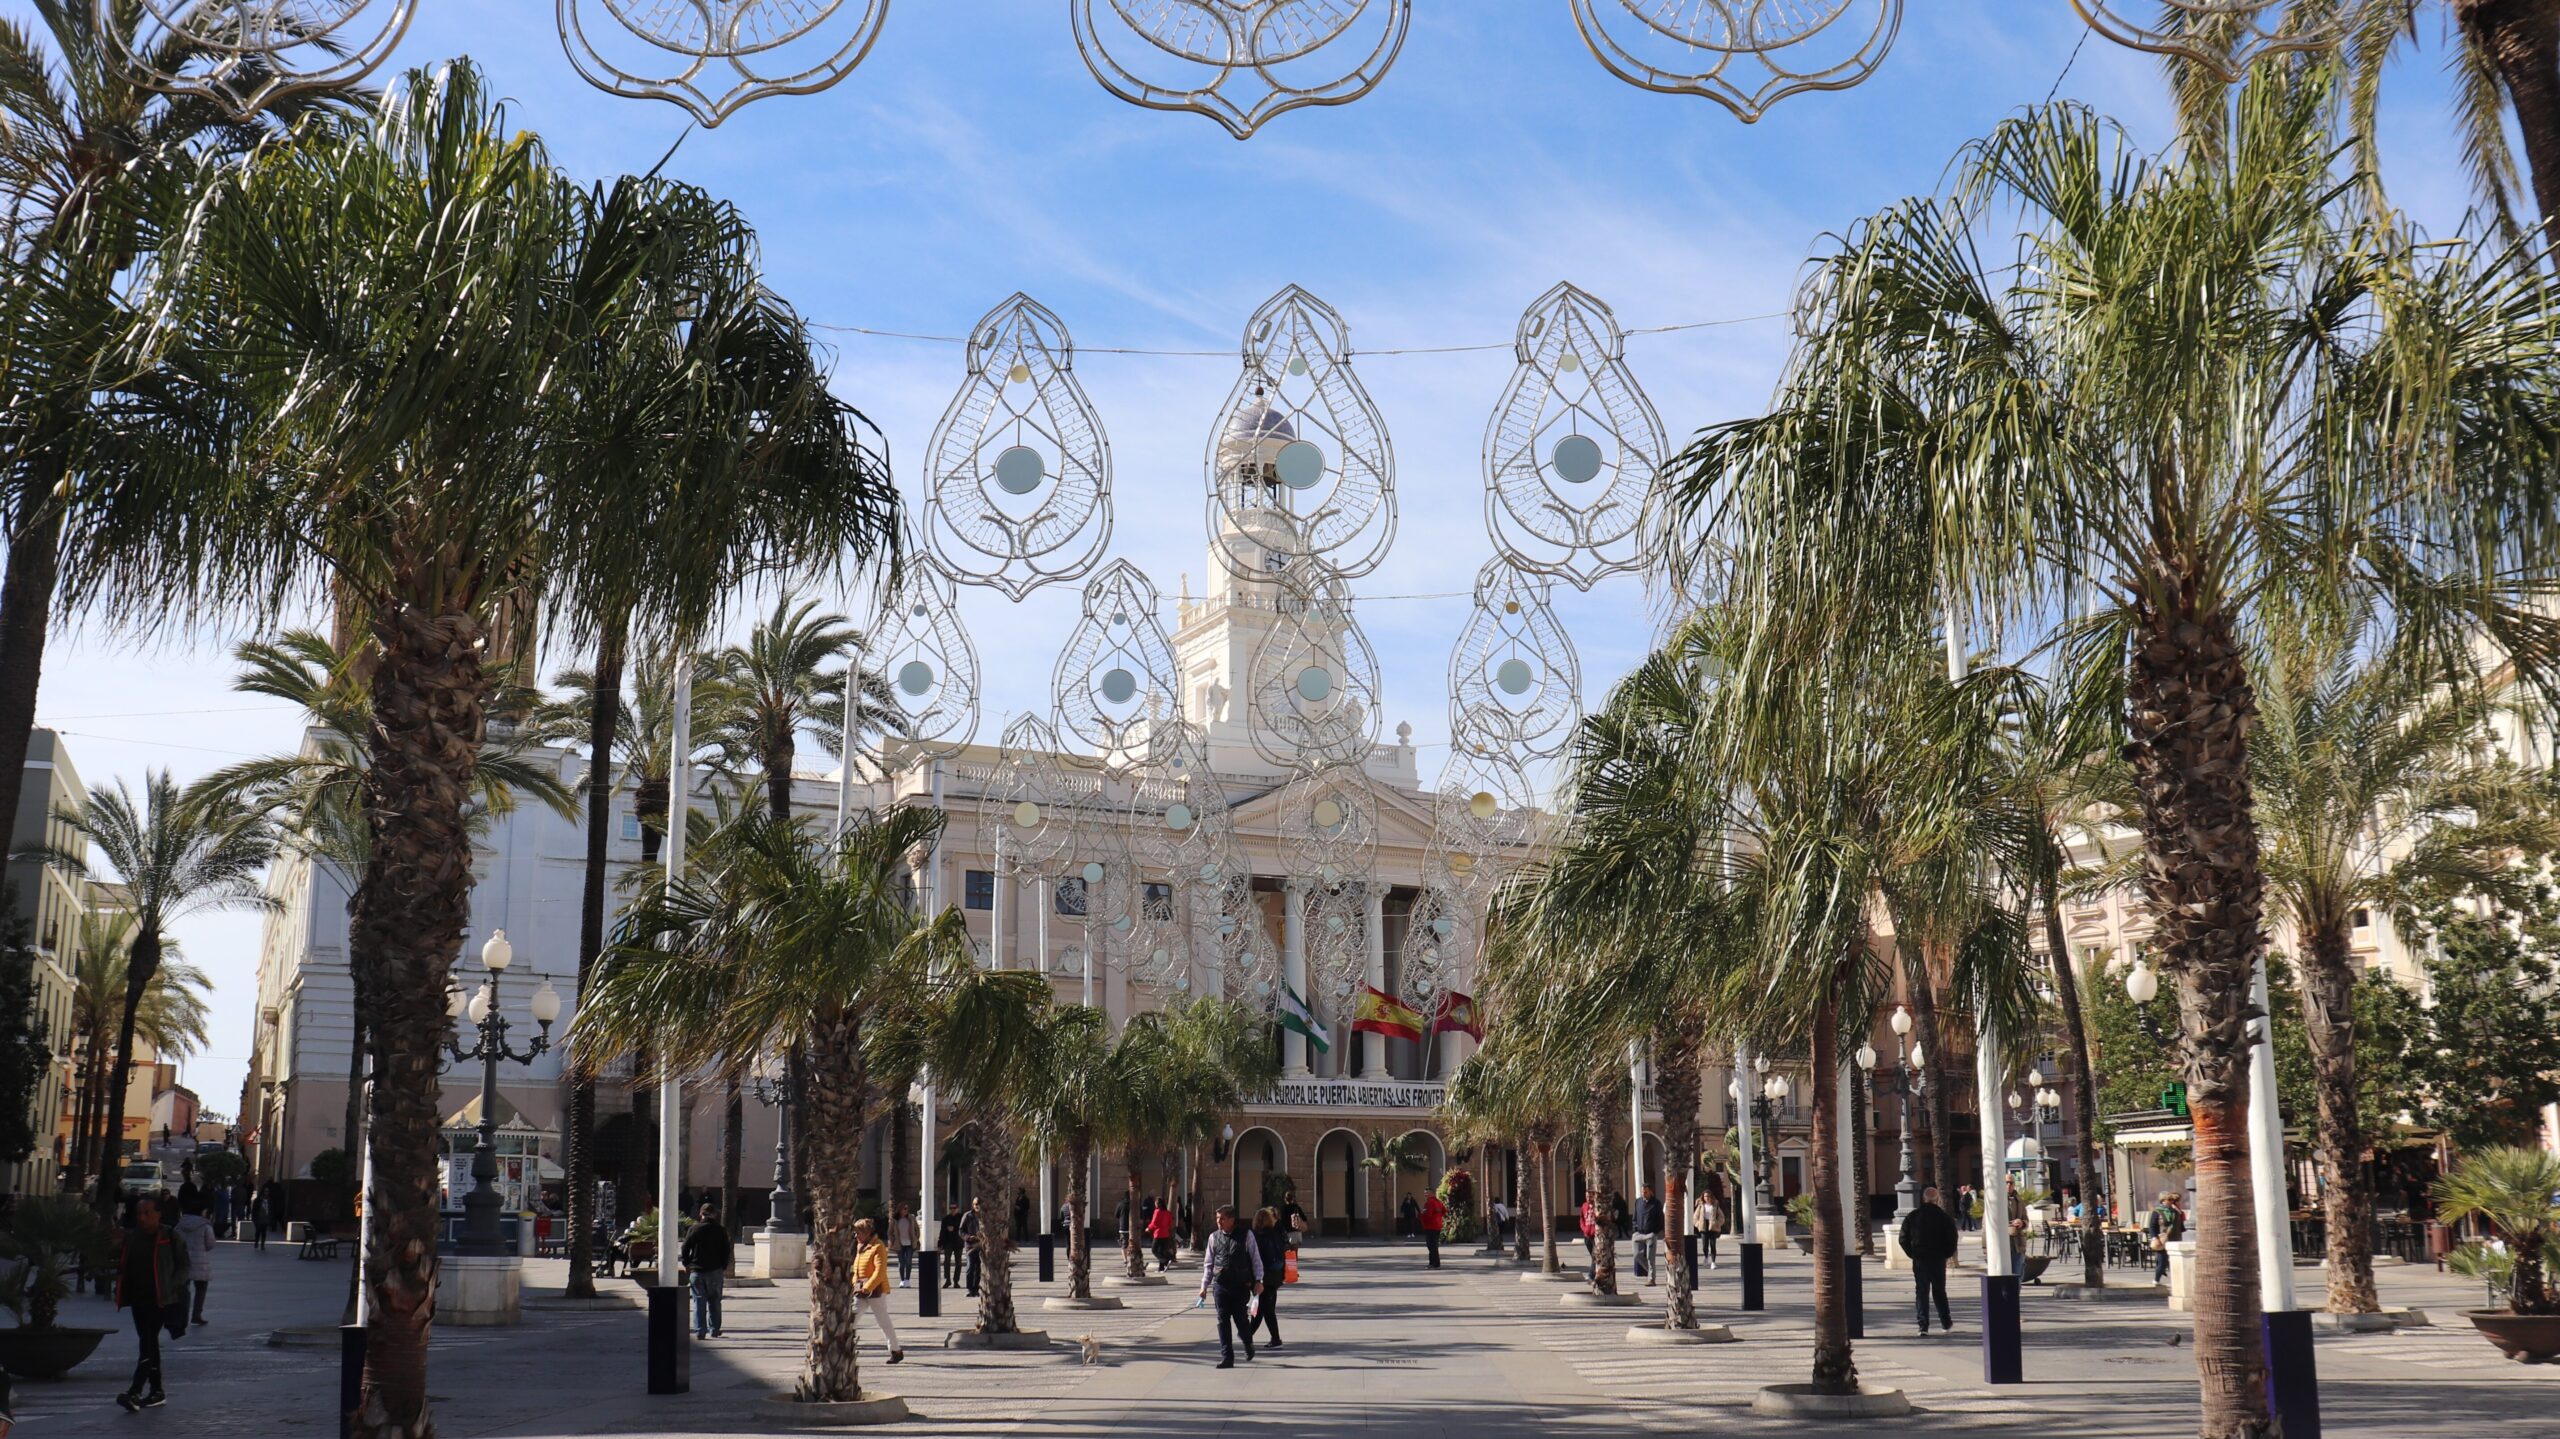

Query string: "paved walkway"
[[11, 1235, 2556, 1436]]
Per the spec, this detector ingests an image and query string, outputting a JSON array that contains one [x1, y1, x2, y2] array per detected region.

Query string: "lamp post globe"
[[446, 933, 555, 1257], [1890, 1004, 1912, 1037]]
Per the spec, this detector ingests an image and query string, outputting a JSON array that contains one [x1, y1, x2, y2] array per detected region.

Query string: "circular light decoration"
[[1572, 0, 1903, 124], [1054, 560, 1182, 765], [1300, 875, 1371, 1004], [1448, 560, 1582, 761], [867, 552, 980, 759], [1483, 283, 1666, 588], [923, 295, 1113, 599], [1205, 287, 1396, 589], [1071, 0, 1413, 140], [1247, 582, 1384, 769], [1430, 747, 1545, 905], [976, 713, 1093, 877], [2069, 0, 2373, 82], [110, 0, 419, 118], [1275, 762, 1378, 885], [558, 0, 892, 127], [1123, 722, 1244, 883]]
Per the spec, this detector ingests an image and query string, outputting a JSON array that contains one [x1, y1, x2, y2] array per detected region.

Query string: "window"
[[1054, 877, 1087, 917], [1142, 881, 1174, 921], [2351, 908, 2371, 930], [964, 869, 995, 911], [620, 811, 642, 842]]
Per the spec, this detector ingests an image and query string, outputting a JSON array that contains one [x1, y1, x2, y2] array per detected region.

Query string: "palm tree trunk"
[[0, 500, 66, 906], [2041, 867, 2108, 1289], [1808, 963, 1856, 1396], [1121, 1145, 1147, 1278], [1654, 1038, 1702, 1330], [96, 928, 160, 1216], [1852, 1063, 1873, 1256], [349, 605, 491, 1439], [66, 1041, 96, 1192], [1536, 1140, 1560, 1273], [2460, 0, 2560, 243], [798, 1009, 868, 1402], [970, 1113, 1020, 1335], [565, 622, 627, 1300], [2124, 591, 2271, 1439], [722, 1080, 743, 1230], [1066, 1134, 1093, 1299], [1585, 1068, 1622, 1296], [2301, 924, 2378, 1314]]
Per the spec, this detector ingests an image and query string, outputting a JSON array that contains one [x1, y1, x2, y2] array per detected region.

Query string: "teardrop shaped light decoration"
[[1399, 880, 1469, 1023], [558, 0, 891, 126], [1071, 0, 1413, 140], [1447, 560, 1581, 760], [2069, 0, 2368, 82], [977, 712, 1099, 877], [1274, 760, 1378, 888], [1247, 581, 1383, 770], [1301, 874, 1370, 1005], [1205, 287, 1395, 589], [867, 555, 980, 759], [111, 0, 418, 118], [1053, 560, 1182, 765], [1484, 283, 1665, 589], [1572, 0, 1902, 123], [1122, 721, 1240, 878], [923, 295, 1112, 600], [1204, 870, 1274, 988]]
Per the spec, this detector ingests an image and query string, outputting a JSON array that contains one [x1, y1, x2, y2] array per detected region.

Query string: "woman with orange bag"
[[1250, 1208, 1290, 1349]]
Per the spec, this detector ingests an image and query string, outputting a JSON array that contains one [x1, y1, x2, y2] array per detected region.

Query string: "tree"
[[2434, 1146, 2560, 1314], [1016, 1003, 1112, 1300], [0, 903, 52, 1180], [2328, 0, 2560, 245], [1664, 75, 2560, 1434], [2402, 894, 2560, 1151], [29, 774, 271, 1211], [575, 805, 945, 1405], [61, 911, 209, 1190]]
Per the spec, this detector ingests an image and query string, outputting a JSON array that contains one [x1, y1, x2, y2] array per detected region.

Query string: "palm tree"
[[2319, 0, 2560, 244], [61, 911, 208, 1190], [1154, 997, 1281, 1244], [575, 805, 946, 1404], [1017, 1003, 1113, 1300], [0, 3, 358, 871], [113, 65, 899, 1431], [2244, 616, 2560, 1314], [1664, 76, 2560, 1434], [2434, 1146, 2560, 1314], [1444, 1037, 1577, 1273], [26, 772, 273, 1209]]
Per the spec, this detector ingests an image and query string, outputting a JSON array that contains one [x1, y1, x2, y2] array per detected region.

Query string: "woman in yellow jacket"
[[851, 1218, 905, 1364]]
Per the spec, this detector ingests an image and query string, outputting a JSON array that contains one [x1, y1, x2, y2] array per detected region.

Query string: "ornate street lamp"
[[1757, 1070, 1789, 1212], [1860, 1004, 1928, 1220], [444, 931, 559, 1257], [2125, 958, 2171, 1043], [747, 1055, 800, 1236]]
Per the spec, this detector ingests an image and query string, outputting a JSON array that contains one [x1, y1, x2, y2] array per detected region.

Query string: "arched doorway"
[[1635, 1130, 1667, 1199], [1394, 1129, 1447, 1224], [1314, 1128, 1366, 1236], [1232, 1127, 1287, 1215]]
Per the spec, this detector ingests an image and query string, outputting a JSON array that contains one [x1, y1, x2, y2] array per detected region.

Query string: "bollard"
[[1844, 1251, 1863, 1339], [2263, 1310, 2321, 1438], [646, 1283, 690, 1394], [1683, 1233, 1700, 1291], [339, 1324, 366, 1439], [919, 1266, 941, 1318], [1039, 1234, 1056, 1284], [1738, 1241, 1765, 1312], [1980, 1274, 2022, 1384]]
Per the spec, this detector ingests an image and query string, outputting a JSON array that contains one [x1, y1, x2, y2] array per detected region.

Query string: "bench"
[[298, 1237, 342, 1261]]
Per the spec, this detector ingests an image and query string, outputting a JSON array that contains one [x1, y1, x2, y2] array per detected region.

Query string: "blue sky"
[[41, 2, 2495, 1117]]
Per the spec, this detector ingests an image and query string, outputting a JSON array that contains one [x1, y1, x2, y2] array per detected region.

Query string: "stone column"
[[1283, 879, 1310, 1079], [1360, 885, 1390, 1080]]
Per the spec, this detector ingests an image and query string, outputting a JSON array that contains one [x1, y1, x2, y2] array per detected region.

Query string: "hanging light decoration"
[[109, 0, 418, 117], [923, 294, 1113, 599], [1071, 0, 1412, 139], [1052, 560, 1182, 765], [557, 0, 892, 126], [1205, 286, 1396, 589], [1571, 0, 1903, 123], [1483, 283, 1666, 589], [865, 551, 980, 760], [1447, 559, 1582, 762], [2069, 0, 2375, 82]]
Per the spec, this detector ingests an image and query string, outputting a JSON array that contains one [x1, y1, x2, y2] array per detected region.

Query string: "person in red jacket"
[[1419, 1192, 1447, 1269], [1147, 1198, 1178, 1272]]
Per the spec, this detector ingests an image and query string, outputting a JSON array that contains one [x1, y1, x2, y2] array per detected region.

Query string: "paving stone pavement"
[[12, 1234, 2558, 1436]]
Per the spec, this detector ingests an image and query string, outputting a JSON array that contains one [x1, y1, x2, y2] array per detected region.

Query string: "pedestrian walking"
[[113, 1193, 189, 1411], [1013, 1188, 1032, 1245], [173, 1194, 216, 1325], [211, 1184, 232, 1232], [1955, 1184, 1976, 1233], [1397, 1194, 1419, 1238], [1279, 1187, 1308, 1248], [250, 1188, 270, 1251], [890, 1203, 918, 1287], [1147, 1198, 1178, 1272], [1898, 1185, 1959, 1336], [962, 1198, 984, 1297], [2146, 1191, 2185, 1285], [851, 1218, 906, 1365], [1609, 1192, 1629, 1241], [1419, 1190, 1446, 1268], [1197, 1204, 1265, 1369], [937, 1201, 965, 1288], [679, 1203, 731, 1338], [1695, 1191, 1724, 1270], [1578, 1194, 1597, 1263], [1631, 1185, 1662, 1283], [1249, 1207, 1287, 1350], [1490, 1195, 1511, 1244]]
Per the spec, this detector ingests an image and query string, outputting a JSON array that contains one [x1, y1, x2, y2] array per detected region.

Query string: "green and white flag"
[[1278, 983, 1330, 1054]]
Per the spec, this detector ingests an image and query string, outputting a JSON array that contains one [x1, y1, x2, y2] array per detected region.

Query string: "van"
[[119, 1160, 163, 1194]]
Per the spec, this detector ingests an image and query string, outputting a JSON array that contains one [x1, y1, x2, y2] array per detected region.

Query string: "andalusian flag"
[[1279, 983, 1331, 1054], [1352, 985, 1425, 1043], [1431, 991, 1484, 1041]]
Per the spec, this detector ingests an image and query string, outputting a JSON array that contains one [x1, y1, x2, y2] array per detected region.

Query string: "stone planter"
[[943, 1328, 1054, 1351], [1625, 1323, 1736, 1345], [2465, 1310, 2560, 1363], [1519, 1269, 1582, 1283], [1752, 1383, 1911, 1418], [1558, 1290, 1642, 1308], [752, 1392, 910, 1427], [0, 1326, 110, 1380], [1100, 1272, 1168, 1288], [1043, 1295, 1126, 1311]]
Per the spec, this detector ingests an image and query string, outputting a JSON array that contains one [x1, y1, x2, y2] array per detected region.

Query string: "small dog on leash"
[[1078, 1334, 1103, 1366]]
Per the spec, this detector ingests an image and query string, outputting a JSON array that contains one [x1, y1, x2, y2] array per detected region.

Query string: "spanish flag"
[[1351, 985, 1425, 1043], [1431, 991, 1484, 1041]]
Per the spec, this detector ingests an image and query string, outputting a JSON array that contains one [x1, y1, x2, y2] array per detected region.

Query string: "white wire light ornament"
[[1053, 561, 1182, 763], [1484, 283, 1665, 589], [1071, 0, 1412, 139], [1273, 760, 1379, 889], [923, 295, 1112, 600], [1447, 560, 1582, 760], [1247, 583, 1383, 769], [978, 713, 1096, 878], [1430, 745, 1546, 895], [1572, 0, 1903, 123], [1122, 721, 1242, 880], [866, 555, 980, 758], [558, 0, 891, 126], [1301, 875, 1370, 1005], [1400, 880, 1468, 1021], [1205, 288, 1395, 589], [2069, 0, 2370, 81], [109, 0, 417, 117]]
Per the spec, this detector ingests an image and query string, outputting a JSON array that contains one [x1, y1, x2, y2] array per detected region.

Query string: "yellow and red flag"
[[1351, 985, 1424, 1043], [1431, 991, 1484, 1041]]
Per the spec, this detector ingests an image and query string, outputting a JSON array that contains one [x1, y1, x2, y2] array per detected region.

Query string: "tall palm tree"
[[1663, 77, 2560, 1434], [1444, 1037, 1577, 1273], [0, 3, 358, 870], [1017, 1003, 1113, 1300], [1154, 996, 1281, 1244], [575, 805, 946, 1404], [61, 910, 208, 1189], [2245, 615, 2560, 1313], [2317, 0, 2560, 244], [26, 772, 273, 1209], [112, 66, 900, 1432]]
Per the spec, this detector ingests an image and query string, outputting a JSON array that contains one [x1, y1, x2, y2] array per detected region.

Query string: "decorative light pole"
[[1858, 1004, 1927, 1220], [444, 930, 560, 1257], [2125, 958, 2171, 1042], [747, 1055, 799, 1235], [1756, 1068, 1789, 1213]]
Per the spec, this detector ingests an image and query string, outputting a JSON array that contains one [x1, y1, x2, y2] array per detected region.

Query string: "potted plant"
[[2434, 1146, 2560, 1362], [1785, 1193, 1817, 1253], [0, 1197, 117, 1379]]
